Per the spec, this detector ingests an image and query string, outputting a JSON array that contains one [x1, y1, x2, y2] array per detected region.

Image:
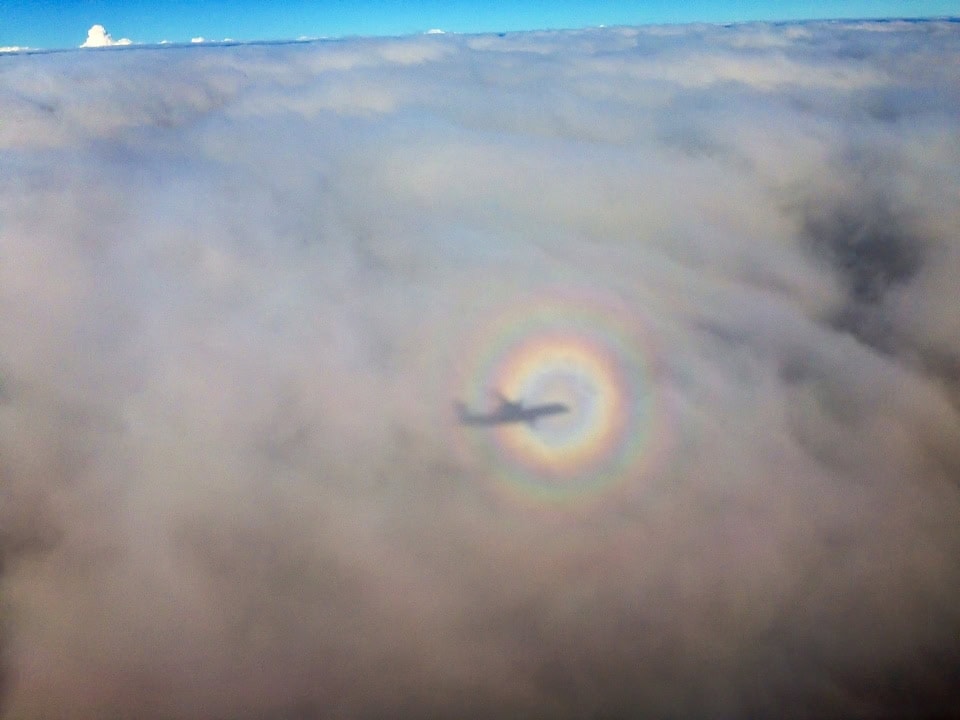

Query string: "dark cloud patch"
[[801, 192, 924, 348], [1, 19, 959, 720]]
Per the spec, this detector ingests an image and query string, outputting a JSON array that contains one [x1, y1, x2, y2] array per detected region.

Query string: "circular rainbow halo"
[[455, 293, 658, 506]]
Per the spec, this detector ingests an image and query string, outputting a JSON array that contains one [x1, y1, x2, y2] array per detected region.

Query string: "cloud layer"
[[1, 19, 959, 719]]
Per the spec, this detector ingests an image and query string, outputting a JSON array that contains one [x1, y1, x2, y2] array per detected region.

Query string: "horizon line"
[[2, 15, 957, 56]]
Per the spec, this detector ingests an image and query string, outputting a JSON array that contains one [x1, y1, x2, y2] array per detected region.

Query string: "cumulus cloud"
[[1, 20, 959, 720], [80, 23, 132, 48]]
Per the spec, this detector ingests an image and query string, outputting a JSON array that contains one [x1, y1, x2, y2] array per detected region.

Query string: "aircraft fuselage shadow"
[[455, 394, 569, 428]]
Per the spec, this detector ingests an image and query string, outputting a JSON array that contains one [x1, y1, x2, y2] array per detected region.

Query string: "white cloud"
[[191, 36, 205, 44], [426, 28, 445, 34], [0, 45, 28, 53], [0, 20, 958, 720], [80, 24, 132, 48]]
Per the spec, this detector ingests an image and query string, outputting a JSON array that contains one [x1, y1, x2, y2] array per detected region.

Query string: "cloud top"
[[80, 23, 132, 48], [1, 19, 959, 720]]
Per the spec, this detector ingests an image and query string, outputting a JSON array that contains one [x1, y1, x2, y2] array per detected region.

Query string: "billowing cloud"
[[80, 24, 132, 48], [1, 19, 959, 720]]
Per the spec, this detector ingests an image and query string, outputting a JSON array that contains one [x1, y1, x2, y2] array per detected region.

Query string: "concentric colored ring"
[[452, 290, 667, 507]]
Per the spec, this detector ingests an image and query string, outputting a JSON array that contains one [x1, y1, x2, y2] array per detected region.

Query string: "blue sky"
[[2, 0, 958, 50]]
